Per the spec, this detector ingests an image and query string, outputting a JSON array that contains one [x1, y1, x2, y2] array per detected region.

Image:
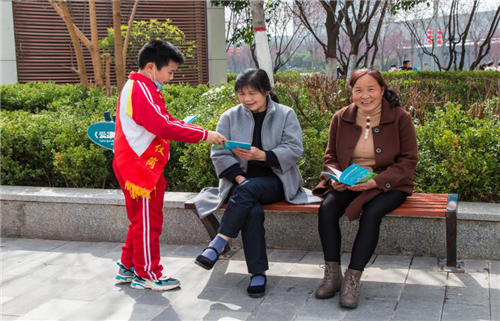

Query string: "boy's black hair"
[[138, 40, 185, 70], [403, 60, 410, 64]]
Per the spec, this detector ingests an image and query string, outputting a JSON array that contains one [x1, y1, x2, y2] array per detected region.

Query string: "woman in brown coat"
[[312, 68, 418, 308]]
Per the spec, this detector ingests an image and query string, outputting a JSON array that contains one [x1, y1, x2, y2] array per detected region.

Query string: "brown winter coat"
[[312, 98, 418, 221]]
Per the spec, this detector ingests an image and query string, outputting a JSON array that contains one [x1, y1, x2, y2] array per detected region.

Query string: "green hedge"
[[414, 103, 500, 202], [230, 71, 500, 127], [1, 75, 499, 202]]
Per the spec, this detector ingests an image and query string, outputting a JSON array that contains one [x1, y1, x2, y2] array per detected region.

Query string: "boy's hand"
[[205, 131, 227, 145]]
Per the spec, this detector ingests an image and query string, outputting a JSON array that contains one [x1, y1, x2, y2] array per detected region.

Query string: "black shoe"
[[195, 246, 220, 270], [247, 274, 267, 298]]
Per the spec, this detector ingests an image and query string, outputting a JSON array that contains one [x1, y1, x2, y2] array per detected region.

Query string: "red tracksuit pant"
[[114, 162, 165, 280]]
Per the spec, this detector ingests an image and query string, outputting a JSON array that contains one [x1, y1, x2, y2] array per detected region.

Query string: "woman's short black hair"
[[235, 68, 279, 103], [138, 40, 185, 70]]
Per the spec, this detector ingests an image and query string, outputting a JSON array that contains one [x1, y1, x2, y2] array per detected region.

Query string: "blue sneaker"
[[115, 261, 135, 283], [130, 275, 181, 291]]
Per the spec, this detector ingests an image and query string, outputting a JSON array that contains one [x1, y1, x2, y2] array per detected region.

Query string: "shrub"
[[0, 109, 115, 188], [0, 82, 88, 112], [1, 78, 499, 202], [415, 103, 500, 202], [100, 19, 197, 73], [229, 70, 500, 122], [171, 84, 238, 191]]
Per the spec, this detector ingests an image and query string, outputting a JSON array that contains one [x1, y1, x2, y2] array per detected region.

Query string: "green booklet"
[[321, 164, 377, 186]]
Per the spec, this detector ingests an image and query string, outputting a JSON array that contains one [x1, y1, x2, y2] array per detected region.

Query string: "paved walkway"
[[1, 238, 498, 321]]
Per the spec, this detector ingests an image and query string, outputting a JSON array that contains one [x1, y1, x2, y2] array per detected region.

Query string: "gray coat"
[[192, 98, 320, 218]]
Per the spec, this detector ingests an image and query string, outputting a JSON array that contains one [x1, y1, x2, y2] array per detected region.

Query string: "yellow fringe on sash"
[[125, 180, 152, 200]]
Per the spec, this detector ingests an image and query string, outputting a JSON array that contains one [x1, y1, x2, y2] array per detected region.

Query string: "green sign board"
[[86, 113, 198, 151], [87, 121, 115, 150]]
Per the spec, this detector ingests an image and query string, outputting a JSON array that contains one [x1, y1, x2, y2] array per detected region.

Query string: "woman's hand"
[[331, 180, 348, 192], [235, 175, 246, 184], [233, 147, 266, 161], [347, 179, 378, 192]]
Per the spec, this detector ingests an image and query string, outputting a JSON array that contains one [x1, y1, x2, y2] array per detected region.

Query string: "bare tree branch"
[[123, 0, 140, 66]]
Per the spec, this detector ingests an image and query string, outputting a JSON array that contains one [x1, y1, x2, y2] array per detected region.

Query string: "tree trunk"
[[104, 53, 112, 97], [49, 0, 88, 86], [123, 0, 140, 69], [249, 0, 274, 86], [323, 1, 341, 78], [325, 57, 339, 79], [292, 1, 343, 78], [89, 0, 104, 88], [113, 0, 126, 92], [347, 53, 358, 80]]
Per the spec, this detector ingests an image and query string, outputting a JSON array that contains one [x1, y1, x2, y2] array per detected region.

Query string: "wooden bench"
[[185, 193, 464, 272]]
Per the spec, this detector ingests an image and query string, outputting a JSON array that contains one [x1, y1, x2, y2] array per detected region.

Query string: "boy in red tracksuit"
[[113, 40, 226, 291]]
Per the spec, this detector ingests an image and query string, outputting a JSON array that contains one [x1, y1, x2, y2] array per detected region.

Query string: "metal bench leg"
[[438, 194, 464, 272], [190, 209, 230, 255]]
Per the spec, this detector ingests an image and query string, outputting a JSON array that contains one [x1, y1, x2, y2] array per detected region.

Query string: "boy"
[[400, 60, 412, 71], [388, 64, 398, 72], [113, 40, 226, 291]]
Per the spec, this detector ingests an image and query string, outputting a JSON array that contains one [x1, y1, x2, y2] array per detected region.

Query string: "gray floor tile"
[[159, 244, 182, 255], [0, 238, 497, 321], [445, 272, 489, 305], [35, 252, 100, 266], [169, 244, 206, 258], [0, 274, 18, 288], [251, 292, 310, 321], [17, 299, 88, 320], [50, 241, 121, 256], [201, 308, 252, 321], [1, 274, 47, 297], [271, 275, 319, 296], [491, 261, 500, 321], [1, 250, 49, 268], [441, 302, 490, 321], [104, 302, 169, 321], [0, 238, 68, 252], [358, 281, 404, 301], [372, 255, 412, 269], [57, 257, 116, 281], [297, 251, 323, 265], [293, 296, 345, 321], [61, 285, 147, 321], [1, 278, 81, 316], [342, 298, 396, 321], [268, 249, 306, 263], [0, 296, 15, 305], [57, 273, 118, 301], [1, 260, 48, 276], [152, 285, 228, 320], [392, 284, 445, 321]]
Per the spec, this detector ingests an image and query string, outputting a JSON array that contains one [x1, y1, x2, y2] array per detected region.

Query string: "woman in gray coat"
[[194, 68, 310, 298]]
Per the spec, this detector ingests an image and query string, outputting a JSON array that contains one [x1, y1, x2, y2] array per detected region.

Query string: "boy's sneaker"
[[130, 275, 181, 291], [115, 261, 135, 283]]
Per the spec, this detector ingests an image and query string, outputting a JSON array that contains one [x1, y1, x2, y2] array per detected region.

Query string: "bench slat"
[[185, 193, 451, 217]]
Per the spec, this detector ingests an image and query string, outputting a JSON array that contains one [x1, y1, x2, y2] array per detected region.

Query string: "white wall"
[[1, 0, 18, 85], [206, 0, 227, 87]]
